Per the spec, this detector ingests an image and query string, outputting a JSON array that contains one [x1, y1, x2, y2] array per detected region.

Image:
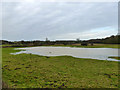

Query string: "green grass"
[[2, 48, 119, 88]]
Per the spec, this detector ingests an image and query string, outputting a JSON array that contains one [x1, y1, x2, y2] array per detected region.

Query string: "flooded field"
[[12, 46, 120, 61]]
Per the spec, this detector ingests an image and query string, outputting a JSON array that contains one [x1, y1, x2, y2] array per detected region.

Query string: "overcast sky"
[[2, 2, 118, 41]]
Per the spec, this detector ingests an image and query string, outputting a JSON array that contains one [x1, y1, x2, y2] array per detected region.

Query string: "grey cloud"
[[2, 2, 118, 41]]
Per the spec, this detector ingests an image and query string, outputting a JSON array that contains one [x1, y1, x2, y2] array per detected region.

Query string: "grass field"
[[2, 47, 119, 88]]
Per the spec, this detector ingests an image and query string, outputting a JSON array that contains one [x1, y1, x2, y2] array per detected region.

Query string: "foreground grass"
[[2, 48, 119, 88]]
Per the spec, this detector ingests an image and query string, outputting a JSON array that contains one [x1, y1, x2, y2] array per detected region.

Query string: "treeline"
[[0, 40, 80, 47], [88, 35, 120, 44], [0, 35, 120, 47]]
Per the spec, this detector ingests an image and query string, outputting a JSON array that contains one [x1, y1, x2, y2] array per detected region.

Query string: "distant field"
[[0, 44, 12, 46], [2, 48, 119, 88], [1, 44, 120, 48], [50, 44, 120, 48]]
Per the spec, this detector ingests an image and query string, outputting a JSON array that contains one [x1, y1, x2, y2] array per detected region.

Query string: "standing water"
[[11, 46, 120, 61]]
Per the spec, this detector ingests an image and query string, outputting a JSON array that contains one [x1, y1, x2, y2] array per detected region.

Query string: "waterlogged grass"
[[2, 48, 119, 88]]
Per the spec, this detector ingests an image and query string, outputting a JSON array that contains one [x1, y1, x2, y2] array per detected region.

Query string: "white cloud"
[[56, 27, 117, 40]]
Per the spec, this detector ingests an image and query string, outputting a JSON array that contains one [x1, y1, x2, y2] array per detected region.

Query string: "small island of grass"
[[108, 56, 120, 60]]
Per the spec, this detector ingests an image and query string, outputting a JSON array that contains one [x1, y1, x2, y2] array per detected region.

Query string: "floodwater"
[[12, 46, 120, 61]]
